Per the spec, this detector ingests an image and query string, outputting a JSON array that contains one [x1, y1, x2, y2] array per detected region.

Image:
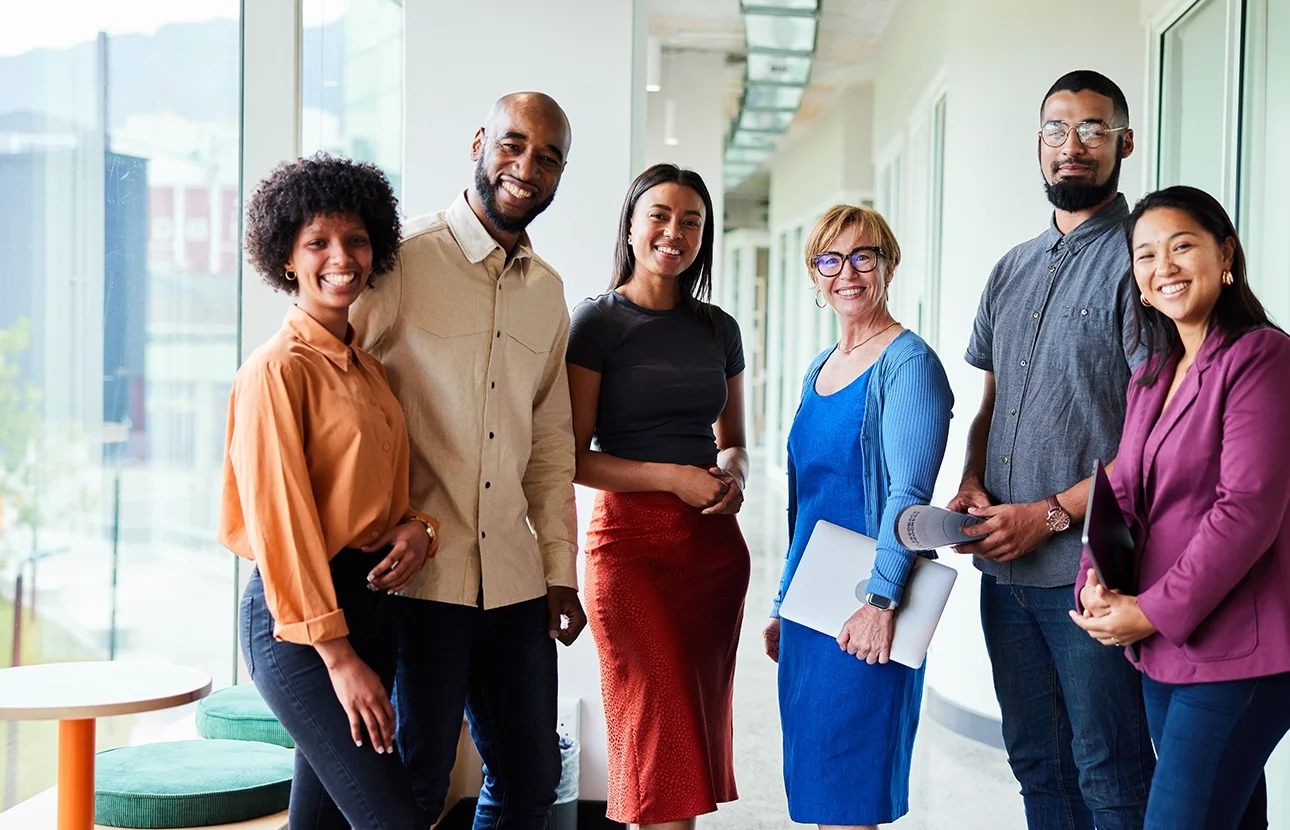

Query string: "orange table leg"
[[57, 718, 95, 830]]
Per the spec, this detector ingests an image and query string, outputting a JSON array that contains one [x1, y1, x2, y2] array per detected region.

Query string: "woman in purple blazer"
[[1070, 185, 1290, 830]]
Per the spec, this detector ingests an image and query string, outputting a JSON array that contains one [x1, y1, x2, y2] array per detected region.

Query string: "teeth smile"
[[322, 272, 356, 286], [502, 181, 533, 199], [1159, 282, 1189, 296], [837, 287, 864, 298], [657, 246, 682, 256]]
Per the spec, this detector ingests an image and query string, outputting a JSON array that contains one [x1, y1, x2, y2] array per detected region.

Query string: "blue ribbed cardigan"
[[772, 329, 954, 615]]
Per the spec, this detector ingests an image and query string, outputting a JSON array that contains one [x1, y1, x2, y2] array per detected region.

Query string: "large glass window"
[[301, 0, 404, 195], [0, 3, 240, 806]]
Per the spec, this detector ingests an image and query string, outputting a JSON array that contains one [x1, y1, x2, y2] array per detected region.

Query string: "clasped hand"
[[837, 605, 895, 665], [1068, 568, 1157, 648], [947, 482, 1051, 562], [673, 465, 744, 514], [361, 518, 438, 593]]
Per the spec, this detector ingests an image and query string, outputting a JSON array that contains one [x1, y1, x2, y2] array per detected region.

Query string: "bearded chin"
[[1042, 140, 1124, 212], [473, 158, 557, 234]]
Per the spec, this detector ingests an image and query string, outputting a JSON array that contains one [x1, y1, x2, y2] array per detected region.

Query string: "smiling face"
[[1131, 206, 1235, 332], [811, 223, 891, 319], [286, 211, 373, 325], [470, 94, 571, 235], [627, 182, 706, 281]]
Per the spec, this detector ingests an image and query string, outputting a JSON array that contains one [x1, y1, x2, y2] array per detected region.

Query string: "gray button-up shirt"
[[965, 195, 1144, 587]]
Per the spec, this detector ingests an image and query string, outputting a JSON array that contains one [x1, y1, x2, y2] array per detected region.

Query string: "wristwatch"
[[864, 592, 895, 611], [1045, 496, 1071, 533]]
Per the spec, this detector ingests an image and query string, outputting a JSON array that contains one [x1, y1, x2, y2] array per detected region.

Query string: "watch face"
[[1050, 512, 1071, 532]]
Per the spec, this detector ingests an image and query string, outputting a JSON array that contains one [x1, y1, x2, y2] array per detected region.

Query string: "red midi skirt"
[[584, 490, 751, 824]]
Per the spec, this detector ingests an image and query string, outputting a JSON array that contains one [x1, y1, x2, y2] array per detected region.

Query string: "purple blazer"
[[1076, 327, 1290, 684]]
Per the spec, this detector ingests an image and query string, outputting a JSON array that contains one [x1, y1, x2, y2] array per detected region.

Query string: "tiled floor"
[[704, 463, 1026, 829]]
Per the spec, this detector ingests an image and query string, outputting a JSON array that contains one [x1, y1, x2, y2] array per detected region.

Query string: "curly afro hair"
[[244, 153, 401, 294]]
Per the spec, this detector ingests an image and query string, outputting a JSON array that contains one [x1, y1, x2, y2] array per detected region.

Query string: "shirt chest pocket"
[[1056, 305, 1122, 374], [410, 301, 490, 339]]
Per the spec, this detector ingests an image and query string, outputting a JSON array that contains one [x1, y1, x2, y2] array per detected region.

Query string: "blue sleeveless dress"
[[777, 365, 925, 825]]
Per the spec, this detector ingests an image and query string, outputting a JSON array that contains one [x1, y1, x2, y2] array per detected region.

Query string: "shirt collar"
[[283, 305, 354, 370], [1043, 193, 1130, 253], [445, 191, 534, 266]]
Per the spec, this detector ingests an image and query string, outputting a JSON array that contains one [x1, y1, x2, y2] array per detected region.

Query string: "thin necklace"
[[840, 321, 899, 355]]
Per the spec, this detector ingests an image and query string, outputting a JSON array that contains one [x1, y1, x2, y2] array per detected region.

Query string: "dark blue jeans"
[[394, 594, 560, 830], [981, 574, 1155, 830], [240, 550, 421, 830], [1142, 671, 1290, 830]]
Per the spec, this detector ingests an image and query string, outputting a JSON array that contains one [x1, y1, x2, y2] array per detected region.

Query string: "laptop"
[[778, 520, 958, 669], [1081, 459, 1140, 659]]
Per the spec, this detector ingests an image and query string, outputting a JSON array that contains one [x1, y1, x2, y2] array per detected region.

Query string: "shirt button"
[[491, 382, 496, 389], [1032, 312, 1040, 319], [370, 531, 380, 539], [496, 331, 501, 338], [383, 443, 391, 451], [1002, 456, 1010, 464], [1049, 266, 1056, 273], [481, 531, 486, 539], [1020, 360, 1027, 367], [485, 481, 491, 489], [489, 432, 495, 439], [1081, 308, 1089, 316], [1010, 408, 1017, 415]]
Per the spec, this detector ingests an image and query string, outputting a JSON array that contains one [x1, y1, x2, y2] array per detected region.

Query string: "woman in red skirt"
[[566, 163, 750, 830]]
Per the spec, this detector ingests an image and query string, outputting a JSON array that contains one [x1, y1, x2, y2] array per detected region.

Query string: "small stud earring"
[[1222, 269, 1234, 286]]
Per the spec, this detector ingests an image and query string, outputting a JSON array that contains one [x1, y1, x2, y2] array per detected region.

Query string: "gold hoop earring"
[[1140, 295, 1151, 307], [814, 288, 827, 309], [285, 269, 297, 281], [1222, 269, 1234, 286]]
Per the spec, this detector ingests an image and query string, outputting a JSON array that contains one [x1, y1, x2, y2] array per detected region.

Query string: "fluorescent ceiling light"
[[744, 13, 817, 53], [646, 36, 662, 92], [745, 84, 805, 111], [730, 131, 779, 149], [738, 109, 795, 132], [746, 53, 813, 85], [741, 0, 818, 10]]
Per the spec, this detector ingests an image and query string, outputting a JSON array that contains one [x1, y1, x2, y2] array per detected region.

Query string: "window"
[[301, 0, 404, 195], [0, 3, 240, 806]]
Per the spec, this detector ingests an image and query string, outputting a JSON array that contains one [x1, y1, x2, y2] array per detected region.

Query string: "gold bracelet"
[[406, 516, 437, 543]]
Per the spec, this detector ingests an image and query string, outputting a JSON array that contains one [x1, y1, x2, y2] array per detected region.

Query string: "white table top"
[[0, 661, 212, 720]]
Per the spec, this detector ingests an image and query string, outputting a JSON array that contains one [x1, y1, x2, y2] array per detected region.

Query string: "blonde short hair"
[[803, 204, 902, 277]]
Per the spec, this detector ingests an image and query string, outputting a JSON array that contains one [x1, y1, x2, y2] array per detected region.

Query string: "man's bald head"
[[468, 92, 572, 238], [484, 92, 572, 159]]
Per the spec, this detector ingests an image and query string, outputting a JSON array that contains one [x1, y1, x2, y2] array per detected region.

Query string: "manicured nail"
[[355, 740, 362, 747]]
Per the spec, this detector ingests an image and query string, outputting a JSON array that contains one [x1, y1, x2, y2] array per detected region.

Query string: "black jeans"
[[394, 594, 561, 830], [240, 548, 421, 830]]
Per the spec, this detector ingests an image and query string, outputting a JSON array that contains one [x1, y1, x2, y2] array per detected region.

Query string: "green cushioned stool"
[[95, 739, 293, 829], [196, 684, 293, 748]]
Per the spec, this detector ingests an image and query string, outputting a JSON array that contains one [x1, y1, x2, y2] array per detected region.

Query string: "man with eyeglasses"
[[948, 70, 1156, 829]]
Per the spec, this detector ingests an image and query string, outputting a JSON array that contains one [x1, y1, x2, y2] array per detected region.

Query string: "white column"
[[403, 0, 644, 801]]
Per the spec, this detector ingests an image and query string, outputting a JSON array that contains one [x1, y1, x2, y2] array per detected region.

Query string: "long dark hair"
[[1125, 185, 1280, 384], [611, 163, 716, 328]]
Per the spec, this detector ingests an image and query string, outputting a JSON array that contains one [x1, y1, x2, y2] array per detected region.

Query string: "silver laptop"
[[778, 519, 958, 669]]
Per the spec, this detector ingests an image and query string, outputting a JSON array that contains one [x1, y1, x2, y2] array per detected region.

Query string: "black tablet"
[[1080, 459, 1139, 659]]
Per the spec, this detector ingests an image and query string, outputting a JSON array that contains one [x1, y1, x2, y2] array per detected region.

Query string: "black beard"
[[1042, 141, 1124, 212], [473, 158, 556, 234]]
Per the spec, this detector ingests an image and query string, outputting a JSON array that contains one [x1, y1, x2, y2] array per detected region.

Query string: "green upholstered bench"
[[196, 686, 293, 749], [94, 740, 292, 829]]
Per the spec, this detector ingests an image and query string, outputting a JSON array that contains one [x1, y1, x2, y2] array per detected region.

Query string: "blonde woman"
[[763, 205, 952, 829]]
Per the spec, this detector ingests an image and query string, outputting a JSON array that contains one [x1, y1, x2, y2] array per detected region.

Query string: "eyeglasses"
[[813, 247, 884, 277], [1041, 121, 1128, 149]]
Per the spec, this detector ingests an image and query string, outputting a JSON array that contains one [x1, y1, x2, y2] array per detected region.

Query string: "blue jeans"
[[1142, 671, 1290, 830], [981, 574, 1155, 830], [240, 549, 421, 830], [394, 594, 560, 830]]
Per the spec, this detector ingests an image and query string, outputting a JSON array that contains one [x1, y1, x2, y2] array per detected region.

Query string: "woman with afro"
[[219, 154, 438, 829]]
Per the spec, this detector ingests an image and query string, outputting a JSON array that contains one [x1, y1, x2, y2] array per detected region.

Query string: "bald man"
[[351, 91, 583, 829]]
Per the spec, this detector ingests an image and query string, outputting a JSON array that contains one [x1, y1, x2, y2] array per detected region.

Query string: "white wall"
[[643, 49, 728, 290], [404, 0, 644, 801]]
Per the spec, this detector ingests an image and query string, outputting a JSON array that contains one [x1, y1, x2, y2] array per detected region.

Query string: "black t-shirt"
[[566, 291, 745, 467]]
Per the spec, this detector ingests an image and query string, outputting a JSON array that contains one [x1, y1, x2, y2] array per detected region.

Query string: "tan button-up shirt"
[[350, 193, 578, 608]]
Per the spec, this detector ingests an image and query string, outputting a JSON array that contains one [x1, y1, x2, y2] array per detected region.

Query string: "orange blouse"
[[219, 305, 420, 645]]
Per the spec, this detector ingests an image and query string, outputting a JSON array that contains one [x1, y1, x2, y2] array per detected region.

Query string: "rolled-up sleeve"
[[229, 361, 347, 644], [523, 306, 579, 590]]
